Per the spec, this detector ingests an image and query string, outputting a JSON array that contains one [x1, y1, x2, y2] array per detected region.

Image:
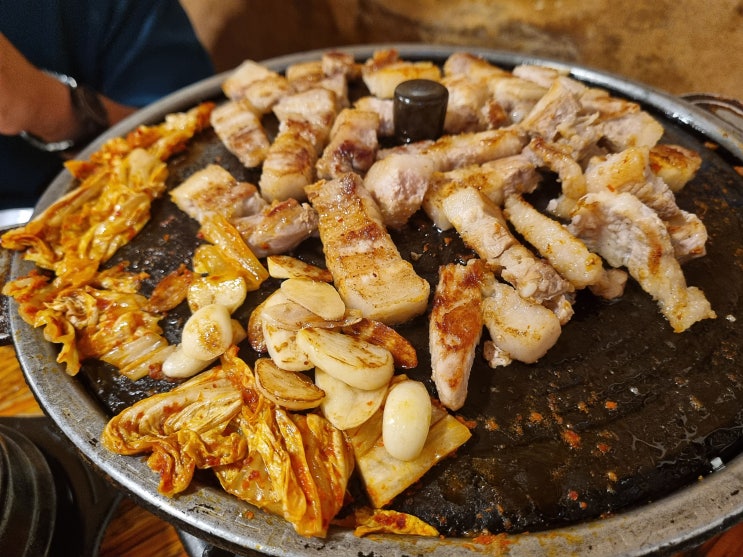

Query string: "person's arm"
[[0, 32, 135, 148]]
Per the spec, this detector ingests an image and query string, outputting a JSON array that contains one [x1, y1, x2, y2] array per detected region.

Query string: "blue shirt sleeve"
[[0, 0, 215, 208]]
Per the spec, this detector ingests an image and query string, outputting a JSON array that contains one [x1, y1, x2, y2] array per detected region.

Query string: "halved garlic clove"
[[181, 303, 233, 361], [187, 274, 247, 314], [280, 278, 346, 321], [254, 358, 325, 410], [262, 321, 313, 371], [315, 367, 387, 430], [382, 379, 432, 461], [247, 290, 289, 352], [296, 327, 394, 390], [267, 255, 333, 282], [262, 301, 363, 331]]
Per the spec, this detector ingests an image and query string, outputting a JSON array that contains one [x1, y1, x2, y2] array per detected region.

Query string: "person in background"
[[0, 0, 215, 211]]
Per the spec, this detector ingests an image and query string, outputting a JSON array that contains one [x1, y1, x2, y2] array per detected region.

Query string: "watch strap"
[[19, 71, 109, 153]]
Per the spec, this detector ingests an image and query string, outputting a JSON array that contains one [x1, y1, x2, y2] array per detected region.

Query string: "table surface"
[[1, 342, 742, 557]]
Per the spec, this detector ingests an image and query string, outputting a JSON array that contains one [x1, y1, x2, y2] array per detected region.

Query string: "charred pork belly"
[[423, 154, 540, 231], [442, 186, 574, 310], [210, 99, 270, 168], [316, 108, 380, 179], [170, 164, 266, 224], [568, 190, 715, 332], [260, 88, 339, 201], [221, 59, 292, 114], [305, 173, 430, 325], [429, 259, 484, 410]]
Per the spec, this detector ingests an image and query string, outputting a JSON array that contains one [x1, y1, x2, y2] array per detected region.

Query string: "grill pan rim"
[[8, 43, 743, 557]]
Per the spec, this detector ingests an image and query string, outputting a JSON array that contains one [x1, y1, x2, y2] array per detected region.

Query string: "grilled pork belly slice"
[[482, 280, 562, 365], [584, 146, 708, 262], [221, 60, 292, 114], [582, 89, 664, 152], [443, 51, 511, 82], [429, 259, 484, 410], [520, 76, 584, 141], [363, 153, 437, 229], [649, 144, 702, 192], [423, 154, 540, 231], [210, 99, 270, 168], [316, 108, 380, 179], [365, 127, 528, 228], [271, 87, 339, 144], [260, 88, 339, 201], [285, 59, 350, 107], [354, 96, 394, 137], [362, 49, 441, 99], [585, 147, 677, 217], [321, 51, 360, 80], [260, 125, 317, 202], [525, 136, 587, 219], [512, 64, 568, 88], [441, 73, 493, 133], [170, 164, 266, 224], [420, 126, 529, 171], [305, 173, 430, 325], [490, 76, 548, 124], [443, 186, 574, 306], [568, 190, 716, 332], [231, 198, 318, 258], [503, 193, 627, 298]]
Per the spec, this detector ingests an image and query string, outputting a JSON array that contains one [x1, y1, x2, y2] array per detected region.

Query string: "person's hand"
[[0, 32, 136, 145], [0, 32, 74, 141]]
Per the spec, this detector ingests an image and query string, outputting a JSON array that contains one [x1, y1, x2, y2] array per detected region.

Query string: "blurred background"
[[180, 0, 743, 99]]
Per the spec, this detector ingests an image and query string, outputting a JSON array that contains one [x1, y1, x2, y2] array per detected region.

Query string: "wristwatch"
[[19, 71, 109, 153]]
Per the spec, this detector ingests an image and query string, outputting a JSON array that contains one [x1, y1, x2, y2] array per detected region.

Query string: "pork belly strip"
[[354, 96, 394, 136], [221, 59, 292, 113], [482, 280, 562, 366], [366, 127, 529, 228], [443, 52, 546, 126], [524, 136, 587, 220], [231, 198, 318, 258], [169, 164, 266, 224], [429, 259, 484, 411], [210, 99, 270, 168], [260, 88, 339, 202], [503, 193, 627, 299], [305, 173, 430, 325], [568, 190, 716, 332], [423, 154, 540, 231], [443, 186, 574, 306], [648, 144, 702, 193], [316, 108, 380, 180], [584, 146, 707, 262]]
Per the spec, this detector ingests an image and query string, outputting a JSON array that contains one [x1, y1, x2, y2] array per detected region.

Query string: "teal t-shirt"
[[0, 0, 214, 209]]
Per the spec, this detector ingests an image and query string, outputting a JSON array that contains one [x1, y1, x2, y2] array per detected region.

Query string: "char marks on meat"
[[568, 190, 715, 332], [260, 88, 339, 201], [503, 193, 627, 297], [222, 60, 292, 114], [443, 186, 574, 308], [317, 108, 380, 179], [231, 199, 319, 258], [430, 259, 484, 410], [305, 173, 430, 326], [210, 99, 270, 168], [170, 164, 266, 224]]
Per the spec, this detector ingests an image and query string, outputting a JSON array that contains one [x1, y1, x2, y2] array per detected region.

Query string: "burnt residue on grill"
[[75, 96, 743, 538]]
